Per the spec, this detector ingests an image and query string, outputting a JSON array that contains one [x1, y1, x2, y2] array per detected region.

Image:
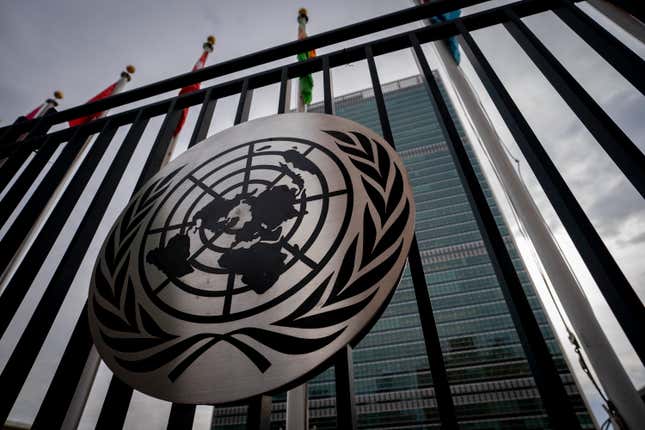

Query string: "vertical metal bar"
[[0, 113, 150, 425], [334, 346, 357, 430], [136, 101, 183, 190], [32, 304, 95, 430], [0, 123, 116, 336], [287, 55, 336, 430], [0, 112, 53, 172], [503, 10, 645, 198], [0, 119, 28, 160], [188, 89, 216, 149], [411, 32, 582, 429], [94, 377, 133, 430], [0, 137, 56, 226], [428, 24, 645, 430], [247, 396, 272, 430], [322, 56, 335, 115], [366, 43, 459, 429], [0, 124, 93, 275], [235, 79, 254, 125], [59, 347, 101, 430], [99, 104, 186, 425], [278, 61, 309, 430], [457, 21, 645, 366], [278, 67, 292, 114], [553, 0, 644, 95], [0, 142, 41, 194], [323, 55, 357, 429], [30, 106, 180, 429], [167, 404, 196, 430], [408, 240, 457, 428], [365, 46, 394, 144], [188, 89, 217, 149], [232, 82, 270, 429], [286, 384, 308, 430]]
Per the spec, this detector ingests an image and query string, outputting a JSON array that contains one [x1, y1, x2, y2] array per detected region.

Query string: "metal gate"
[[0, 0, 643, 429]]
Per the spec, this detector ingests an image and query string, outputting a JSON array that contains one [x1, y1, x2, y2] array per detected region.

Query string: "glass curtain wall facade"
[[212, 74, 592, 429]]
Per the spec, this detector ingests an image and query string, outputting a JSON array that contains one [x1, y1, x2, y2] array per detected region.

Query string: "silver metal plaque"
[[88, 112, 415, 404]]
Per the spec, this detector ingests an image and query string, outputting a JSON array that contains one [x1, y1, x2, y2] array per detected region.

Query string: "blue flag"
[[430, 8, 462, 64]]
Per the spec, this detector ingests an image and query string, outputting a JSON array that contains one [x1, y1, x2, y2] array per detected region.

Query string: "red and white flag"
[[25, 104, 44, 120], [173, 36, 215, 138], [69, 65, 135, 127]]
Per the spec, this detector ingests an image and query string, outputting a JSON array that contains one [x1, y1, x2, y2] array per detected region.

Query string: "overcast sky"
[[0, 0, 644, 428]]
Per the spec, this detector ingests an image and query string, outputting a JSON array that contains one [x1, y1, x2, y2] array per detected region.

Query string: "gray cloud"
[[588, 178, 645, 236], [618, 230, 645, 246]]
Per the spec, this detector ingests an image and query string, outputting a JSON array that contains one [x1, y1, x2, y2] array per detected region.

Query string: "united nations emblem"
[[89, 113, 415, 403]]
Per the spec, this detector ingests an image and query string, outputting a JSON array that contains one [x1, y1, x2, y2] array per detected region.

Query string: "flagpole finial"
[[298, 8, 309, 23], [46, 90, 63, 107], [122, 65, 136, 82], [204, 35, 216, 53]]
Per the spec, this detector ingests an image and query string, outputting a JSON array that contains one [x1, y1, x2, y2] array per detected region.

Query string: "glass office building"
[[212, 74, 592, 429]]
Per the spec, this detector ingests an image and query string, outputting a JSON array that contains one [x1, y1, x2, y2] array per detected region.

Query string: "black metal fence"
[[0, 0, 642, 429]]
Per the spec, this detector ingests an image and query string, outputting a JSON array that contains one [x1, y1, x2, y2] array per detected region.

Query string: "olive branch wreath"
[[92, 130, 410, 383]]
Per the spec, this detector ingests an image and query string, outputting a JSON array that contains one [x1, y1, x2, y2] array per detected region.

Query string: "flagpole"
[[92, 41, 214, 425], [69, 50, 215, 428], [296, 8, 314, 113], [163, 35, 216, 165], [27, 65, 139, 430], [69, 65, 135, 184], [0, 70, 137, 415], [297, 8, 306, 113], [61, 54, 213, 426], [433, 39, 644, 428], [112, 65, 136, 96], [0, 91, 64, 169], [286, 10, 312, 429], [0, 90, 64, 251], [409, 2, 645, 428], [0, 65, 136, 292], [13, 90, 64, 143], [32, 90, 64, 120]]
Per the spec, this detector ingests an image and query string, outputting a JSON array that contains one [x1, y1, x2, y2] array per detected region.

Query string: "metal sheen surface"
[[88, 113, 415, 404]]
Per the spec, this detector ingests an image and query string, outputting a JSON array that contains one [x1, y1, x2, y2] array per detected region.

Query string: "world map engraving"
[[146, 149, 319, 296], [88, 113, 415, 405]]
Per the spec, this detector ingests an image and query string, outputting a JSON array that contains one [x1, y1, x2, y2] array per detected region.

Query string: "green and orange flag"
[[297, 8, 315, 107]]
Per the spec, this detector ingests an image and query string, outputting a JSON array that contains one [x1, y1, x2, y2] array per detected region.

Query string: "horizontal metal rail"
[[2, 0, 582, 159], [1, 0, 491, 139], [0, 0, 591, 149]]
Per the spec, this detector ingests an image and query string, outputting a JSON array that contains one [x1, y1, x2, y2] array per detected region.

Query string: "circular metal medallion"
[[89, 112, 415, 404]]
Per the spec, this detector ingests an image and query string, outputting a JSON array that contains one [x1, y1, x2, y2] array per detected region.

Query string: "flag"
[[25, 103, 44, 120], [69, 82, 118, 127], [420, 0, 461, 64], [69, 66, 135, 127], [297, 8, 315, 107], [173, 36, 215, 138], [430, 9, 461, 64]]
